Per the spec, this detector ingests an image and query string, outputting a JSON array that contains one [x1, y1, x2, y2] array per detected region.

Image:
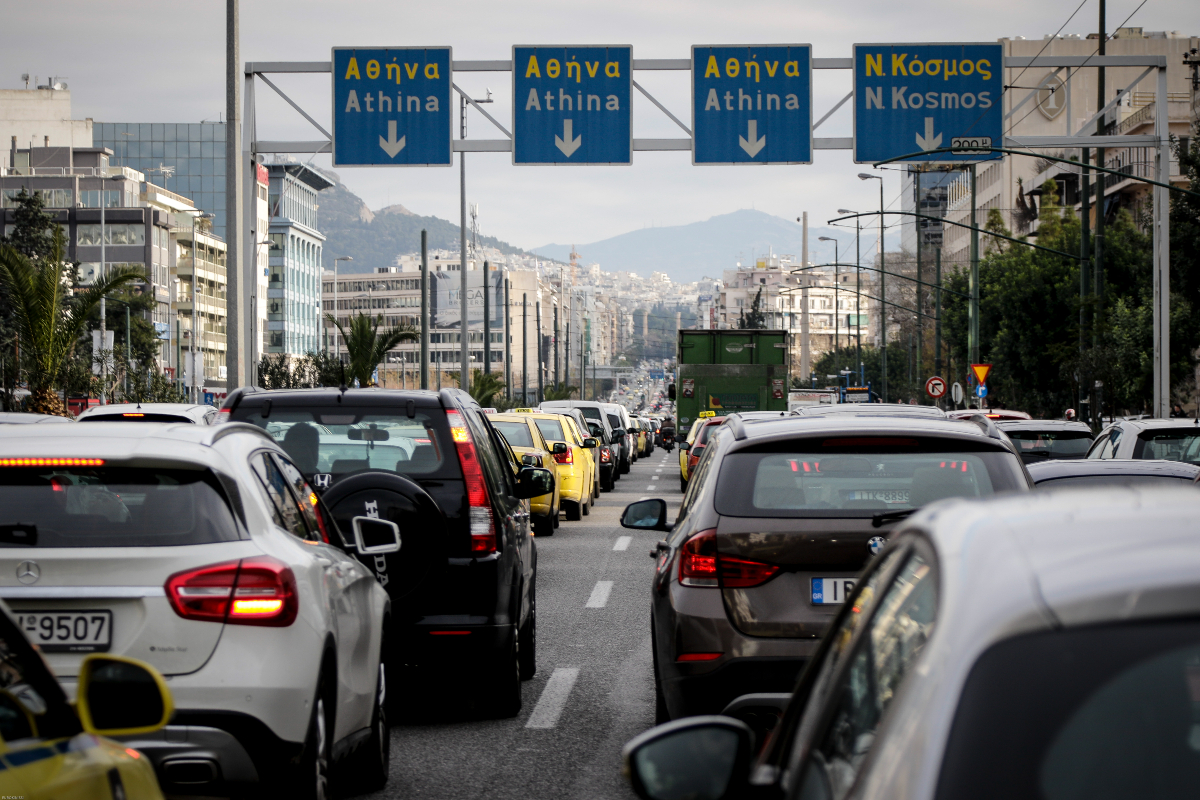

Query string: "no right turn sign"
[[925, 375, 947, 399]]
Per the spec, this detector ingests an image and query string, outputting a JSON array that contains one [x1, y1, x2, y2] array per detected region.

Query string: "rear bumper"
[[556, 465, 585, 503], [400, 621, 511, 665], [663, 657, 810, 718]]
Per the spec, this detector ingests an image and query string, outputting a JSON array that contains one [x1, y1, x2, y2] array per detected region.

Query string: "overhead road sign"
[[970, 363, 992, 385], [513, 45, 632, 165], [692, 45, 812, 165], [925, 376, 946, 399], [331, 47, 452, 167], [853, 43, 1002, 164]]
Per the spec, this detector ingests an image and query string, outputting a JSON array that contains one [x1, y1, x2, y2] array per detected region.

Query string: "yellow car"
[[679, 412, 714, 490], [492, 414, 562, 536], [521, 412, 598, 521], [0, 604, 173, 800]]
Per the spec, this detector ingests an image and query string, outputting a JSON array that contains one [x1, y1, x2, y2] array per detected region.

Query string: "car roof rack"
[[725, 413, 748, 441]]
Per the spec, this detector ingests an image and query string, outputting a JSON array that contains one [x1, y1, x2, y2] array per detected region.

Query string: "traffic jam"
[[0, 374, 1198, 799]]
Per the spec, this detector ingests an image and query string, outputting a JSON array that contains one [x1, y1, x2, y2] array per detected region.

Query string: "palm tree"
[[0, 233, 142, 416], [326, 311, 418, 387], [448, 368, 507, 407], [543, 381, 579, 400]]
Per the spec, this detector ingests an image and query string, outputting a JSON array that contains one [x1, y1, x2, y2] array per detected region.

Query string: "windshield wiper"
[[871, 509, 916, 528]]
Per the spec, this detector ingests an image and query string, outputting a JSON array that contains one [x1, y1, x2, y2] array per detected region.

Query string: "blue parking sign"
[[332, 47, 453, 167], [853, 43, 1002, 164], [513, 45, 632, 165], [693, 45, 812, 165]]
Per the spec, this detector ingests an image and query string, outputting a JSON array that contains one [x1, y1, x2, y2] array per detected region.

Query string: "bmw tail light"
[[446, 409, 496, 554], [678, 529, 780, 589], [165, 557, 298, 627]]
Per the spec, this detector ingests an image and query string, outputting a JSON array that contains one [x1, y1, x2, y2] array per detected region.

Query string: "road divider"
[[525, 667, 580, 729]]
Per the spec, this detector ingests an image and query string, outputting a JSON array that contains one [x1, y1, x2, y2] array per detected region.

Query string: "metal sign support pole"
[[968, 163, 979, 371], [459, 94, 470, 394], [420, 230, 429, 390], [1154, 62, 1171, 417]]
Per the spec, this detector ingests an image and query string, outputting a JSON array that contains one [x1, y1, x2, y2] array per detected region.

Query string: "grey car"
[[621, 413, 1030, 722], [624, 484, 1200, 800], [795, 403, 946, 418], [1085, 416, 1200, 464], [1028, 458, 1200, 487], [995, 419, 1094, 464]]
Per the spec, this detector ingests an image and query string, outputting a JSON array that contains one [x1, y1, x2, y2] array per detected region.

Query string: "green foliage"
[[543, 381, 579, 400], [448, 368, 506, 406], [257, 351, 345, 389], [810, 343, 930, 403], [0, 189, 57, 264], [739, 287, 768, 329], [86, 285, 160, 367], [326, 312, 418, 387], [122, 367, 187, 404]]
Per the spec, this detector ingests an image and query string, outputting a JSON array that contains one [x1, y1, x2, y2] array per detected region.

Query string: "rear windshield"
[[235, 407, 452, 479], [0, 467, 240, 547], [579, 407, 602, 422], [714, 438, 1025, 518], [936, 618, 1200, 800], [82, 413, 194, 423], [695, 422, 722, 447], [1134, 430, 1200, 464], [1006, 430, 1092, 459], [1036, 474, 1196, 489], [535, 419, 566, 442], [607, 414, 622, 430], [493, 421, 535, 448]]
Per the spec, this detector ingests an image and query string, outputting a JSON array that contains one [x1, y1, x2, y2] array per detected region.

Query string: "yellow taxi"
[[631, 418, 648, 457], [492, 413, 562, 536], [0, 603, 173, 799], [678, 412, 714, 491], [517, 411, 597, 521]]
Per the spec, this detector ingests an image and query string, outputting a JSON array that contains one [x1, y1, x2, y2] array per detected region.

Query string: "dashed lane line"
[[525, 668, 580, 729], [585, 580, 614, 608], [614, 536, 632, 551]]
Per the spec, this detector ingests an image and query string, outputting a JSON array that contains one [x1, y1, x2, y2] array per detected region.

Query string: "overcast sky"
[[3, 0, 1196, 254]]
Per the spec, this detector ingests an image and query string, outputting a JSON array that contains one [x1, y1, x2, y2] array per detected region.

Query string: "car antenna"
[[339, 362, 348, 397]]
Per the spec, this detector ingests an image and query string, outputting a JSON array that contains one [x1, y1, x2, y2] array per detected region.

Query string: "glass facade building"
[[266, 161, 331, 357], [93, 122, 228, 238]]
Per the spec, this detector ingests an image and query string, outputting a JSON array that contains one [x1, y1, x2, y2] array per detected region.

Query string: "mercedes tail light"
[[446, 409, 496, 554], [679, 529, 779, 589], [165, 557, 298, 627]]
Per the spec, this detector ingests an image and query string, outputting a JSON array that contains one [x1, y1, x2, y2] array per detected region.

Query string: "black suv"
[[222, 387, 553, 717], [622, 413, 1031, 720]]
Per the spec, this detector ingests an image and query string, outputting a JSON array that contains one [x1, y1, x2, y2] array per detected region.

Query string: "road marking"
[[651, 476, 659, 480], [656, 469, 663, 473], [585, 580, 614, 608], [525, 668, 580, 729], [645, 485, 656, 490], [614, 536, 632, 551]]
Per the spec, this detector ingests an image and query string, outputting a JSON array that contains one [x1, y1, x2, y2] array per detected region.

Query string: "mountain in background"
[[316, 169, 536, 274], [534, 209, 860, 283]]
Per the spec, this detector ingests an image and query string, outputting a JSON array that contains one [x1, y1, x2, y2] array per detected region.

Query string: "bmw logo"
[[867, 537, 886, 556]]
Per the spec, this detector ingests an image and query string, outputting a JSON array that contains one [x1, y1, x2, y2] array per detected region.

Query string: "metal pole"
[[521, 293, 528, 403], [535, 300, 543, 402], [1154, 61, 1171, 417], [225, 0, 244, 391], [504, 275, 511, 398], [420, 230, 429, 389], [880, 181, 888, 403], [856, 217, 863, 385], [483, 260, 491, 375], [1094, 0, 1106, 423], [125, 303, 130, 398], [99, 192, 107, 405], [801, 212, 810, 380], [459, 96, 470, 393], [833, 241, 839, 353], [333, 260, 338, 359], [934, 248, 942, 378], [1080, 147, 1091, 421], [191, 218, 197, 403], [968, 164, 979, 370], [915, 191, 923, 386], [175, 318, 182, 395]]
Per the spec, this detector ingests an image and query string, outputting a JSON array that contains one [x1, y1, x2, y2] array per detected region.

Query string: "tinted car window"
[[0, 466, 240, 547], [1005, 430, 1093, 459], [800, 552, 937, 800], [251, 453, 310, 540], [535, 419, 566, 442], [936, 618, 1200, 800], [1088, 428, 1121, 459], [714, 439, 1024, 518], [493, 421, 535, 448], [238, 407, 450, 479], [1134, 429, 1200, 464], [275, 456, 325, 543], [607, 414, 622, 430], [80, 413, 194, 423]]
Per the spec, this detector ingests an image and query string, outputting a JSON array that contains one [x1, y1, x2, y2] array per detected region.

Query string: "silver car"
[[77, 402, 220, 425], [624, 484, 1200, 800]]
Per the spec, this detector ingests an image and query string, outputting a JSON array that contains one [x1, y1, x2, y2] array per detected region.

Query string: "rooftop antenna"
[[20, 74, 29, 89]]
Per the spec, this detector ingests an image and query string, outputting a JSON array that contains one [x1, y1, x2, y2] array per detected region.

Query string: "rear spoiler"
[[966, 413, 1020, 456]]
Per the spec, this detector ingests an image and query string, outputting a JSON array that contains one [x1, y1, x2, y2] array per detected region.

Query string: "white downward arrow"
[[914, 117, 942, 151], [379, 120, 406, 158], [555, 119, 581, 157], [739, 120, 766, 158]]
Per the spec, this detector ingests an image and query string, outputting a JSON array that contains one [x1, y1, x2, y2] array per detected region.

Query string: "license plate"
[[811, 578, 857, 605], [16, 611, 112, 653], [848, 490, 910, 504]]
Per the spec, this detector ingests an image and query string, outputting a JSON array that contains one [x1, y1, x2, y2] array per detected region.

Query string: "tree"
[[543, 381, 579, 400], [325, 312, 417, 387], [0, 189, 56, 264], [258, 351, 344, 389], [0, 232, 141, 415], [739, 286, 768, 329]]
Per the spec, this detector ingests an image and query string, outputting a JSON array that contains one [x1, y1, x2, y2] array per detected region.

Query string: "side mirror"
[[551, 442, 569, 455], [522, 453, 541, 467], [582, 437, 598, 449], [516, 467, 555, 499], [611, 428, 626, 439], [352, 516, 401, 554], [77, 655, 173, 736], [621, 499, 671, 531], [622, 716, 753, 800], [668, 383, 677, 400]]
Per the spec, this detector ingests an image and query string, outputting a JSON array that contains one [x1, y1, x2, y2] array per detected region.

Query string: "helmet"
[[1065, 408, 1076, 420]]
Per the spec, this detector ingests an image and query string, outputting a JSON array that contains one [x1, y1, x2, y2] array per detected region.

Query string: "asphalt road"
[[363, 447, 683, 800]]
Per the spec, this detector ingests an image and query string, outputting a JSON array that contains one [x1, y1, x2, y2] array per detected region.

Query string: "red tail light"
[[678, 529, 780, 589], [446, 409, 496, 554], [552, 447, 573, 465], [165, 557, 298, 627]]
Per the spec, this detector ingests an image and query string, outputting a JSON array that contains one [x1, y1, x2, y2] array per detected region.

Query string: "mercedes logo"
[[867, 537, 887, 556], [16, 561, 40, 585]]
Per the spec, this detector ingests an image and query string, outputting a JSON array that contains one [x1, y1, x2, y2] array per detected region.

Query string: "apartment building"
[[266, 160, 331, 359]]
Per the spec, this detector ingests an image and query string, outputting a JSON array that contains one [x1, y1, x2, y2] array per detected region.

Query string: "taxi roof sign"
[[698, 410, 716, 418], [513, 408, 537, 413], [971, 363, 992, 385]]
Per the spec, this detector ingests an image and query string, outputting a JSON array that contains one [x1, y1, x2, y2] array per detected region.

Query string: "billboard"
[[430, 269, 505, 329]]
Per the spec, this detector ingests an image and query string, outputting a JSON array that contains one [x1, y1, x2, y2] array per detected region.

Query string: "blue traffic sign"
[[331, 47, 452, 167], [692, 45, 812, 165], [513, 46, 631, 165], [853, 43, 1002, 164], [976, 384, 988, 398]]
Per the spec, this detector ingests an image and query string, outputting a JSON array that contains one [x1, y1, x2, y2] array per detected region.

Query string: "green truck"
[[674, 329, 790, 429]]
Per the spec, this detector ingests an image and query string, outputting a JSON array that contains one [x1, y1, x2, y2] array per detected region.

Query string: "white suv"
[[0, 422, 394, 799]]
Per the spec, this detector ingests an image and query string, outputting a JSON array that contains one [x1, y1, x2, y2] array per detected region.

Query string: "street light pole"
[[819, 237, 839, 353], [839, 210, 865, 386], [333, 256, 352, 362], [858, 173, 885, 401]]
